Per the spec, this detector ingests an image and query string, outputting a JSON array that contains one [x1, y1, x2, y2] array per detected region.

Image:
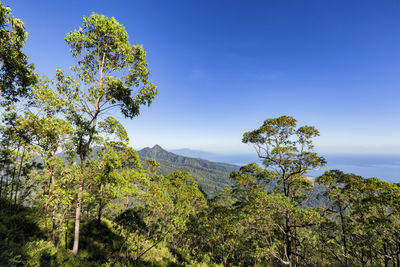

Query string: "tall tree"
[[242, 115, 326, 266], [53, 13, 157, 256]]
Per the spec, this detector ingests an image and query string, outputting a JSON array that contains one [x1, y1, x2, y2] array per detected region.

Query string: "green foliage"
[[20, 240, 57, 267], [316, 170, 400, 267], [0, 198, 43, 265], [77, 219, 123, 263], [0, 3, 399, 266], [64, 13, 157, 119], [35, 12, 158, 256], [240, 116, 326, 265], [242, 116, 326, 196], [0, 1, 37, 105]]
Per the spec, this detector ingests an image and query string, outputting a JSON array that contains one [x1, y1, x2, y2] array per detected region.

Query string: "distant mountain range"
[[169, 148, 217, 159], [170, 148, 262, 167], [138, 145, 238, 197], [137, 145, 329, 206]]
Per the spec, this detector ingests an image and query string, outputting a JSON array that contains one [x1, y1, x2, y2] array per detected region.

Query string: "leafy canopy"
[[0, 2, 37, 105], [243, 115, 326, 195], [64, 13, 157, 119]]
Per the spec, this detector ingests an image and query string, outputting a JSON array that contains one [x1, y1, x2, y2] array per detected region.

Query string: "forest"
[[0, 2, 399, 266]]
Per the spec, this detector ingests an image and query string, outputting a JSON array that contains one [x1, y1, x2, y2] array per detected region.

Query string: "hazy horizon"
[[139, 145, 400, 183]]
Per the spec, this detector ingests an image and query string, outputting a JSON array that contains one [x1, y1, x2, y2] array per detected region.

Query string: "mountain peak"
[[137, 146, 238, 197], [152, 144, 164, 151]]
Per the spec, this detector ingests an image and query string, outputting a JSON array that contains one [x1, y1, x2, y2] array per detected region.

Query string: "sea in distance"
[[177, 151, 400, 184]]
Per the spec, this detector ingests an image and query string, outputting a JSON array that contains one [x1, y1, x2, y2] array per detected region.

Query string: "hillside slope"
[[138, 145, 238, 197]]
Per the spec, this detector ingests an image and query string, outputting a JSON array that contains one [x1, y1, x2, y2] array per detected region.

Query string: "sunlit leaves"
[[0, 2, 37, 105]]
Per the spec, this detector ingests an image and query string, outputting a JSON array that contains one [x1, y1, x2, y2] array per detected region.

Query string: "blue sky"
[[7, 0, 400, 154]]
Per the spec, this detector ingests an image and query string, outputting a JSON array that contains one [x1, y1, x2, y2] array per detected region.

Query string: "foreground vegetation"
[[0, 2, 399, 266]]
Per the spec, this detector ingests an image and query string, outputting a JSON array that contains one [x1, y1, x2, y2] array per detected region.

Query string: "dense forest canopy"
[[0, 2, 399, 267]]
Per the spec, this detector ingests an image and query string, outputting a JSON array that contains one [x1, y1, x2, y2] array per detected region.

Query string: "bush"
[[20, 240, 57, 266]]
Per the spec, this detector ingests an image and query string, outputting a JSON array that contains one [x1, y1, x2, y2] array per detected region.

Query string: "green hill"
[[138, 145, 238, 197]]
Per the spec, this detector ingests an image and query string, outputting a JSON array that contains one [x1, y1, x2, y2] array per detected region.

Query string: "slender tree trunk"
[[0, 167, 4, 198], [339, 208, 348, 267], [285, 210, 292, 266], [97, 203, 102, 224], [0, 143, 9, 197], [9, 144, 21, 209], [55, 228, 60, 249], [3, 148, 13, 197], [97, 183, 103, 225], [65, 218, 69, 249], [72, 93, 100, 256], [72, 176, 84, 256], [57, 207, 68, 249], [72, 134, 94, 256], [52, 212, 57, 245], [384, 244, 390, 267], [72, 152, 88, 256], [14, 146, 26, 207], [55, 214, 65, 249], [48, 164, 58, 246], [294, 226, 299, 267], [282, 179, 292, 266]]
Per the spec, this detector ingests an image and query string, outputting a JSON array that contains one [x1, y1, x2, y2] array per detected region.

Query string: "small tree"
[[90, 117, 145, 224], [18, 111, 72, 246]]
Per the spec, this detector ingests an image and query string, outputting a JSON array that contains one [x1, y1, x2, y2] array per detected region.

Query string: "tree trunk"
[[49, 164, 57, 246], [72, 96, 99, 256], [393, 254, 395, 267], [72, 177, 84, 256], [339, 208, 348, 267], [0, 167, 4, 198], [293, 226, 299, 267], [285, 210, 292, 266], [65, 218, 69, 249], [52, 213, 57, 245], [97, 205, 102, 225], [384, 244, 390, 267], [97, 183, 103, 225], [14, 146, 26, 207], [9, 144, 21, 207], [0, 143, 9, 197]]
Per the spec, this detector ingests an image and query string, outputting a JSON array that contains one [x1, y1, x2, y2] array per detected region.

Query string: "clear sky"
[[6, 0, 400, 154]]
